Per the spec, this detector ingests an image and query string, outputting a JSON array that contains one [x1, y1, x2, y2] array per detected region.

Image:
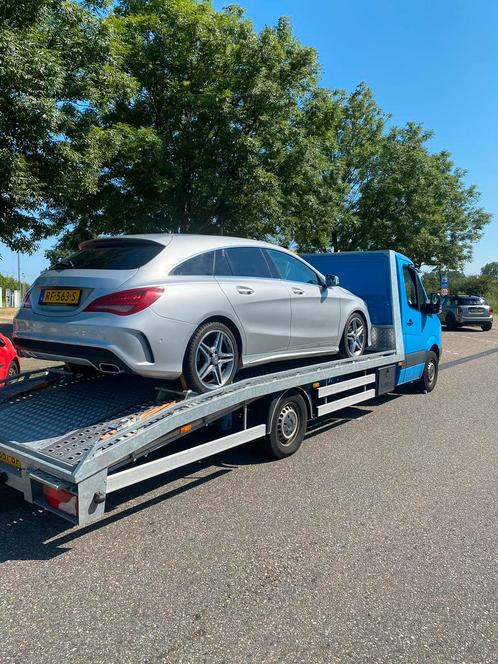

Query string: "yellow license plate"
[[0, 451, 21, 469], [41, 288, 81, 306]]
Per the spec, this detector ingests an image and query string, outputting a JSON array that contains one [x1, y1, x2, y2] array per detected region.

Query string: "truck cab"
[[302, 250, 442, 390], [395, 253, 442, 386]]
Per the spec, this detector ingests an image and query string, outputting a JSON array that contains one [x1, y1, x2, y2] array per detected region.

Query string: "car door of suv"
[[214, 247, 291, 357], [265, 249, 341, 350]]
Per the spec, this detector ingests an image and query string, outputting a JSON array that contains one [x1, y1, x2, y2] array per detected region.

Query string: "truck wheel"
[[481, 323, 492, 331], [184, 321, 239, 393], [445, 314, 456, 331], [415, 351, 439, 393], [263, 393, 308, 459], [339, 312, 367, 358]]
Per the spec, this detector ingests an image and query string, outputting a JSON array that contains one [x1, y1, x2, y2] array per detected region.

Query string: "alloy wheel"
[[195, 329, 236, 390], [346, 316, 366, 356]]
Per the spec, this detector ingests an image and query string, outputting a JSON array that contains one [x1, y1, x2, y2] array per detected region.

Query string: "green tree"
[[0, 0, 120, 252], [354, 123, 490, 267], [48, 0, 343, 256], [481, 262, 498, 278], [331, 83, 386, 252], [1, 0, 491, 270], [0, 273, 30, 292]]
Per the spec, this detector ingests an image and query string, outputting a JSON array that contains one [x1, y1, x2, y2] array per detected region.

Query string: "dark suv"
[[439, 295, 493, 331]]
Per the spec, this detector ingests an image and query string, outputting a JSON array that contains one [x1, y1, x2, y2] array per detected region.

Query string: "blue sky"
[[2, 0, 497, 282]]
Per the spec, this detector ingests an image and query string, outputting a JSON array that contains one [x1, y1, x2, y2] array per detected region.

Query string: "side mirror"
[[325, 274, 340, 288]]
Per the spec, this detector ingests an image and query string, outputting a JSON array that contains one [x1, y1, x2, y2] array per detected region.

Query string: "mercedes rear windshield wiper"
[[51, 258, 75, 270]]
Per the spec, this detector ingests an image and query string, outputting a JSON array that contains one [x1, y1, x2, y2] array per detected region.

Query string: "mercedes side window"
[[266, 249, 319, 285], [214, 249, 233, 276], [224, 247, 272, 278], [171, 251, 215, 276], [402, 265, 418, 309]]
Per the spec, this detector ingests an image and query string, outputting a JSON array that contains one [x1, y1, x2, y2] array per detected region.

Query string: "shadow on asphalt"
[[440, 347, 498, 371], [0, 398, 402, 563]]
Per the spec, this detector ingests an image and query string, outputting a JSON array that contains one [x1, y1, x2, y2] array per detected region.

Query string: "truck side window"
[[402, 265, 418, 309], [415, 272, 429, 306]]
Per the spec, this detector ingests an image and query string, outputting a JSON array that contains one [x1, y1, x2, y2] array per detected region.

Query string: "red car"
[[0, 333, 20, 382]]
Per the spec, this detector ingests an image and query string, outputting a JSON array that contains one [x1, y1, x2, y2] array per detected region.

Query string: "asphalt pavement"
[[0, 326, 497, 663]]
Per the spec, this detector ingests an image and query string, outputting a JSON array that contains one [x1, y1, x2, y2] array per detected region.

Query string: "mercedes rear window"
[[51, 244, 163, 270]]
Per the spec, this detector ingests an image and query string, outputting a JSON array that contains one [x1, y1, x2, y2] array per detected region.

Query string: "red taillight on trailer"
[[490, 307, 494, 314], [43, 486, 78, 516], [84, 287, 164, 315]]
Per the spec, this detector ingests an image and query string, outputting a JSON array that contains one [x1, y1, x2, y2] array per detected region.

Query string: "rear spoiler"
[[79, 237, 164, 250]]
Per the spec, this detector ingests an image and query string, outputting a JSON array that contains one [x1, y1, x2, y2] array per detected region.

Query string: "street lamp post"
[[17, 252, 21, 293]]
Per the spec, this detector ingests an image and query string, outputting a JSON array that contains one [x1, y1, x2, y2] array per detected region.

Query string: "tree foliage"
[[0, 0, 492, 271], [0, 273, 29, 292], [481, 262, 498, 278], [46, 0, 343, 257], [422, 269, 498, 310], [0, 0, 116, 251], [354, 124, 491, 267]]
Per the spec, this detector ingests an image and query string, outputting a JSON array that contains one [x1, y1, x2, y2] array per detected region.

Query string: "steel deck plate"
[[0, 374, 158, 465]]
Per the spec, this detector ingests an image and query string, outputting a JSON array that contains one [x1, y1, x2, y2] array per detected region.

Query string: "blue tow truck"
[[0, 250, 441, 527]]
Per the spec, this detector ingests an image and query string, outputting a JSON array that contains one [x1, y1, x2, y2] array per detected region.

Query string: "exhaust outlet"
[[99, 363, 121, 374]]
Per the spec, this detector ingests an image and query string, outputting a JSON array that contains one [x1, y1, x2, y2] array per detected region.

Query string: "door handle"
[[406, 319, 413, 326], [291, 287, 305, 295], [236, 286, 254, 295]]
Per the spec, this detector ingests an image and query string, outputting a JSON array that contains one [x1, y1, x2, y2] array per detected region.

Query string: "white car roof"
[[123, 233, 277, 250], [112, 233, 308, 268], [87, 233, 325, 277]]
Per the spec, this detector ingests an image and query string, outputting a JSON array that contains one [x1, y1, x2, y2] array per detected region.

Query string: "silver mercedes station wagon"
[[14, 235, 372, 392]]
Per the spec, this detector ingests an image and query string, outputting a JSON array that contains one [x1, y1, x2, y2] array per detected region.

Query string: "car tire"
[[183, 321, 239, 393], [6, 360, 20, 379], [415, 351, 439, 393], [263, 392, 308, 459], [338, 312, 367, 358], [445, 314, 456, 330], [481, 323, 493, 331]]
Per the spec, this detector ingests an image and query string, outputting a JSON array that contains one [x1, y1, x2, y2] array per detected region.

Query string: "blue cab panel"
[[302, 251, 442, 387], [394, 252, 442, 384], [302, 251, 393, 326]]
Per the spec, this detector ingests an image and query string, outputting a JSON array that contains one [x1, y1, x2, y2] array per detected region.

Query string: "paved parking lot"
[[0, 324, 497, 663]]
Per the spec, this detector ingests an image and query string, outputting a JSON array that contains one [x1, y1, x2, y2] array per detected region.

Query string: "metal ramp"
[[0, 349, 400, 484]]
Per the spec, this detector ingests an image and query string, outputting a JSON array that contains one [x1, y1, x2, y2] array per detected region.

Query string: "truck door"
[[399, 260, 428, 382]]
